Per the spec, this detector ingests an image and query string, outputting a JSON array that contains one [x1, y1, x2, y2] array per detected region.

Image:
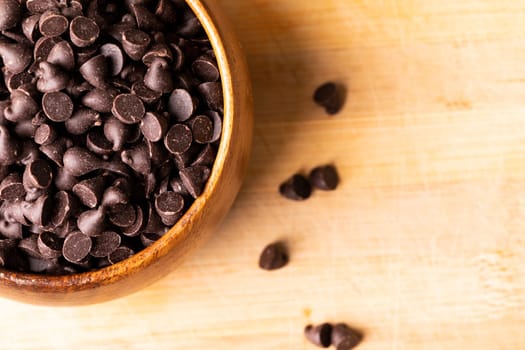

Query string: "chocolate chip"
[[189, 115, 214, 144], [62, 231, 92, 263], [39, 10, 68, 37], [73, 176, 106, 208], [86, 128, 114, 156], [63, 147, 129, 177], [304, 324, 333, 348], [0, 219, 22, 239], [5, 72, 34, 93], [42, 91, 74, 122], [177, 9, 202, 38], [82, 87, 118, 113], [0, 0, 21, 31], [144, 57, 173, 93], [100, 43, 125, 76], [131, 4, 163, 31], [279, 174, 312, 201], [1, 200, 28, 225], [47, 40, 75, 71], [77, 206, 105, 236], [121, 142, 151, 175], [36, 61, 70, 92], [34, 36, 62, 61], [179, 165, 210, 198], [34, 123, 57, 145], [309, 165, 339, 191], [155, 191, 184, 218], [192, 55, 220, 82], [54, 167, 76, 191], [26, 0, 58, 14], [22, 14, 41, 43], [23, 159, 53, 191], [258, 242, 288, 271], [140, 232, 161, 247], [108, 203, 136, 228], [331, 324, 363, 349], [164, 124, 192, 154], [89, 231, 121, 258], [65, 108, 101, 135], [198, 82, 223, 113], [108, 246, 134, 264], [18, 236, 41, 258], [80, 54, 109, 89], [0, 125, 20, 165], [51, 190, 77, 227], [122, 205, 144, 236], [120, 62, 146, 83], [112, 93, 146, 124], [122, 28, 151, 61], [4, 89, 39, 122], [0, 173, 25, 200], [169, 176, 189, 196], [142, 42, 173, 66], [101, 179, 130, 207], [104, 116, 130, 151], [132, 81, 162, 104], [37, 231, 63, 259], [75, 44, 99, 67], [140, 112, 167, 142], [168, 88, 196, 121], [313, 82, 345, 115], [39, 136, 68, 166], [70, 16, 100, 48], [24, 194, 54, 226]]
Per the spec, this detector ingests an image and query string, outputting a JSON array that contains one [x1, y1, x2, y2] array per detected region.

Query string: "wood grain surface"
[[2, 0, 525, 348]]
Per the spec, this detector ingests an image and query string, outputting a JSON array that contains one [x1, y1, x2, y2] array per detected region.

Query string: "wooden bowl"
[[0, 0, 253, 305]]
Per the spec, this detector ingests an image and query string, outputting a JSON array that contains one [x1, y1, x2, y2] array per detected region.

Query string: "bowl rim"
[[0, 0, 236, 292]]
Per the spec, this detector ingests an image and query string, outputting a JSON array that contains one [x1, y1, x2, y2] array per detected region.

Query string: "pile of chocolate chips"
[[0, 0, 223, 274]]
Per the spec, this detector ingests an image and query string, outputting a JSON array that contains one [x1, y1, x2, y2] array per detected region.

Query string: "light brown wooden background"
[[2, 0, 525, 348]]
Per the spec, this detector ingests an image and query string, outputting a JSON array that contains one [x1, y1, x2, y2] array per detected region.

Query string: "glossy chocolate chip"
[[0, 219, 22, 239], [168, 88, 196, 121], [131, 81, 162, 104], [42, 91, 73, 122], [155, 191, 184, 217], [86, 128, 114, 156], [108, 203, 136, 228], [39, 10, 68, 37], [192, 55, 220, 82], [179, 165, 210, 198], [309, 165, 339, 191], [164, 124, 192, 154], [100, 43, 125, 76], [62, 231, 92, 263], [34, 36, 62, 61], [112, 93, 146, 124], [198, 82, 223, 113], [65, 108, 100, 135], [258, 242, 289, 271], [47, 40, 75, 71], [34, 124, 57, 145], [4, 89, 39, 122], [18, 236, 42, 258], [26, 0, 58, 14], [189, 115, 213, 144], [51, 190, 77, 227], [22, 14, 40, 43], [132, 4, 163, 31], [101, 180, 130, 207], [313, 82, 345, 115], [279, 174, 312, 201], [140, 112, 167, 142], [122, 28, 151, 61], [39, 136, 68, 167], [82, 88, 118, 113], [0, 173, 25, 200], [144, 58, 173, 93], [77, 206, 105, 236], [192, 144, 217, 167], [36, 61, 69, 92], [104, 116, 130, 151], [23, 159, 53, 191], [80, 55, 109, 89], [73, 176, 106, 208], [0, 0, 21, 31], [304, 324, 333, 348], [0, 42, 32, 75], [108, 246, 134, 264], [121, 142, 151, 175], [122, 205, 144, 236], [70, 16, 99, 47], [63, 147, 129, 177], [331, 324, 363, 349], [89, 231, 121, 257], [5, 72, 34, 93], [37, 231, 63, 258]]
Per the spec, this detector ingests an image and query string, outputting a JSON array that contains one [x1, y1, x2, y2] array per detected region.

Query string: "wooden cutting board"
[[2, 0, 525, 348]]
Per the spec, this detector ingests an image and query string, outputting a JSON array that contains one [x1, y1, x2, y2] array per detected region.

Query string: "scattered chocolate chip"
[[62, 231, 92, 263], [155, 191, 184, 218], [26, 0, 58, 14], [46, 40, 75, 71], [121, 142, 151, 175], [39, 10, 68, 37], [140, 112, 167, 142], [22, 14, 41, 43], [70, 16, 100, 47], [0, 42, 32, 75], [112, 93, 146, 124], [258, 242, 288, 271], [313, 82, 345, 115], [122, 205, 144, 236], [279, 174, 312, 201], [86, 128, 114, 156], [189, 115, 214, 144], [179, 165, 210, 198], [331, 324, 363, 349], [51, 190, 77, 226], [0, 219, 22, 239], [82, 87, 118, 113], [4, 89, 39, 122], [304, 324, 333, 348], [23, 159, 53, 190], [42, 91, 74, 122], [104, 116, 130, 151], [309, 165, 339, 191], [132, 81, 162, 104], [36, 61, 69, 92]]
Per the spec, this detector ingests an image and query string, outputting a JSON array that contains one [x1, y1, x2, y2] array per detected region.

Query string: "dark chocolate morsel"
[[131, 81, 162, 104], [0, 0, 22, 31], [86, 128, 114, 156], [42, 91, 74, 122], [131, 4, 163, 31], [100, 43, 125, 76], [62, 231, 92, 263], [279, 174, 312, 201], [70, 16, 99, 48], [112, 93, 145, 124], [4, 89, 39, 122], [0, 42, 32, 74], [122, 205, 144, 237], [198, 82, 223, 112], [23, 159, 53, 191], [39, 136, 68, 166], [108, 246, 134, 264], [82, 88, 118, 113], [37, 231, 63, 259], [89, 231, 121, 257], [0, 173, 25, 201], [0, 125, 20, 165], [192, 55, 220, 82], [309, 165, 339, 191], [142, 43, 173, 67], [104, 116, 130, 151], [5, 71, 34, 93], [23, 194, 54, 226], [54, 167, 77, 191], [313, 82, 345, 115], [108, 203, 136, 228], [191, 144, 216, 167], [77, 206, 105, 236], [188, 115, 213, 144], [80, 54, 109, 89], [36, 61, 69, 92], [101, 178, 130, 207], [39, 10, 68, 37], [121, 142, 151, 175], [63, 147, 130, 177], [140, 112, 167, 142], [143, 58, 173, 93], [34, 124, 57, 145], [22, 14, 41, 43], [179, 165, 210, 198], [304, 324, 333, 348], [331, 324, 363, 349], [51, 190, 77, 227], [47, 40, 75, 71], [33, 36, 62, 61], [26, 0, 58, 14], [168, 88, 196, 121], [164, 124, 192, 154], [154, 0, 177, 24], [18, 236, 42, 258], [122, 28, 151, 61], [258, 242, 289, 271], [65, 108, 101, 135], [72, 176, 106, 208]]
